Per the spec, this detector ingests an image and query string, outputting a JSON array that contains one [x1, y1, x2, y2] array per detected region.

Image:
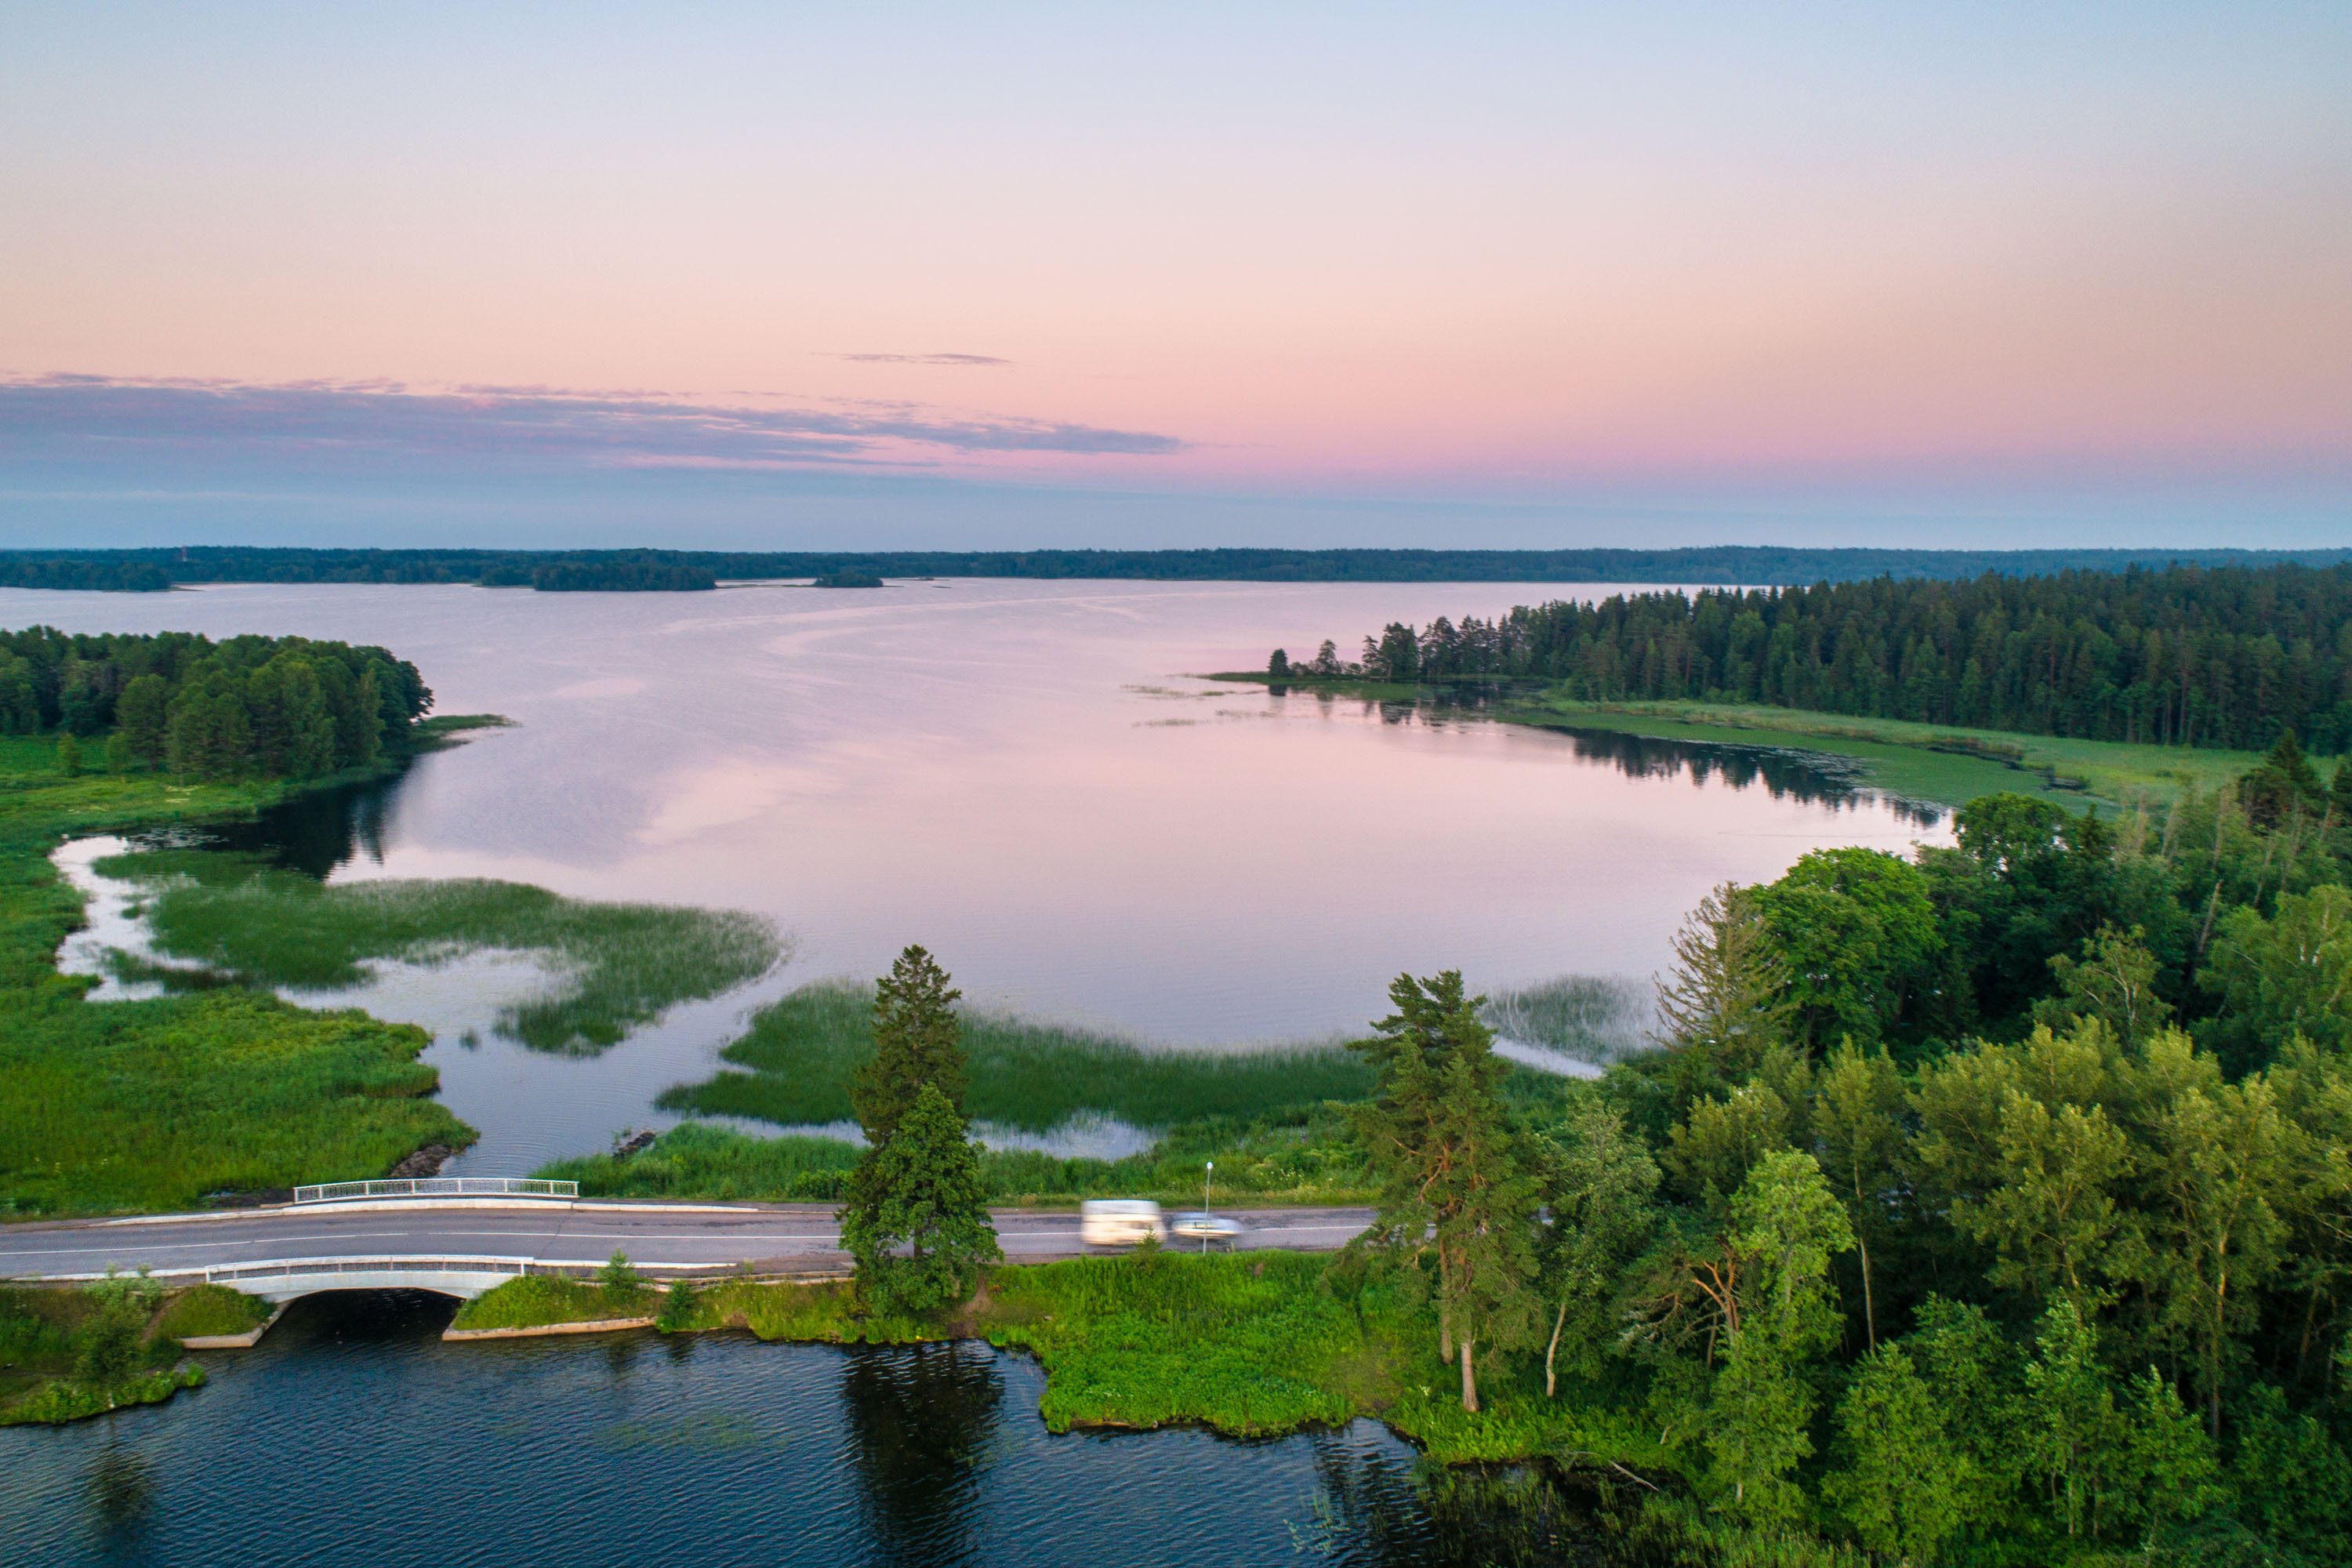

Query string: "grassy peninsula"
[[662, 977, 1368, 1131], [103, 850, 779, 1054], [1221, 673, 2262, 812], [0, 1274, 270, 1426]]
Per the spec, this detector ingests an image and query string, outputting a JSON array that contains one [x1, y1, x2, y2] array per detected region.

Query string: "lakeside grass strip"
[[1211, 672, 2261, 810], [661, 978, 1371, 1131], [100, 854, 780, 1054], [445, 1250, 1665, 1469], [537, 1116, 1381, 1207], [0, 736, 476, 1217]]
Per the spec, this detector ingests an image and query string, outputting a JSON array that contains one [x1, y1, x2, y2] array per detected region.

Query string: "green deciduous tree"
[[2201, 884, 2352, 1063], [1754, 848, 1943, 1051], [1824, 1344, 1971, 1562], [1811, 1042, 1907, 1348], [1704, 1150, 1855, 1523], [2034, 924, 2173, 1044], [1533, 1098, 1660, 1396]]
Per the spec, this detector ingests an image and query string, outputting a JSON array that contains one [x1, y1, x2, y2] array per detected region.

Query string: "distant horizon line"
[[4, 543, 2349, 593]]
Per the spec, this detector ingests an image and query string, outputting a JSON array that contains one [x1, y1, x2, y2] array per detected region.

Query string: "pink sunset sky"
[[1, 4, 2347, 547]]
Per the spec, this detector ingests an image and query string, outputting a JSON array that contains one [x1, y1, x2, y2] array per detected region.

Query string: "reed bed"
[[101, 851, 779, 1054], [661, 978, 1370, 1131], [1479, 974, 1654, 1065]]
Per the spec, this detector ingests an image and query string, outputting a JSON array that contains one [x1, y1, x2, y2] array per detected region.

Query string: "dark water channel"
[[2, 1293, 1642, 1567]]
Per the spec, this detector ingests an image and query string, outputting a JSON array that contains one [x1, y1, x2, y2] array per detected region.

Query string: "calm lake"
[[0, 1291, 1641, 1568], [5, 579, 1942, 1169]]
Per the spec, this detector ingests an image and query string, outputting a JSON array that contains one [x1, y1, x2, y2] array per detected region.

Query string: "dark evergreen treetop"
[[850, 946, 968, 1145]]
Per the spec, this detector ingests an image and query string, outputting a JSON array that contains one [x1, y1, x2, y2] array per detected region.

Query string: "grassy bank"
[[448, 1248, 1653, 1468], [662, 978, 1370, 1131], [0, 735, 477, 1216], [448, 1274, 657, 1331], [538, 1112, 1379, 1207], [1507, 695, 2259, 810], [1213, 672, 2260, 810], [103, 851, 779, 1054], [0, 1278, 268, 1425]]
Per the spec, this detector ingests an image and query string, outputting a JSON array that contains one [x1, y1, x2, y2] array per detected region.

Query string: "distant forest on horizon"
[[2, 543, 2350, 593]]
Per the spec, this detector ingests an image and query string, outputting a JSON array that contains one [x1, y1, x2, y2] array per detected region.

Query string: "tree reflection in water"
[[1298, 1444, 1642, 1567], [1305, 687, 1947, 830], [840, 1340, 1004, 1566], [81, 1444, 155, 1562]]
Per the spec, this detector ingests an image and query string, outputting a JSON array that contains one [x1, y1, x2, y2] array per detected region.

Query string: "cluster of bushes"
[[0, 1272, 242, 1425], [1301, 561, 2352, 752], [0, 626, 430, 781]]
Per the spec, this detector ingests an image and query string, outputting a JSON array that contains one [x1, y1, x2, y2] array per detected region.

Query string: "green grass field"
[[662, 977, 1371, 1131], [104, 851, 779, 1054], [0, 735, 476, 1216]]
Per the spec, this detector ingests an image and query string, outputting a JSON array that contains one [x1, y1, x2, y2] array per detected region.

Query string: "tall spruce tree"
[[851, 946, 966, 1145], [840, 1083, 1000, 1316], [1351, 969, 1537, 1412]]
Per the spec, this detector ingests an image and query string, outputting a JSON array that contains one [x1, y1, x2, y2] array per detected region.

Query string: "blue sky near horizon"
[[1, 4, 2346, 550]]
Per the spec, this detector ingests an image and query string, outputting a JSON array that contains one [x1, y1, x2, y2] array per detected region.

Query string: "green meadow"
[[661, 977, 1371, 1131], [102, 850, 779, 1054], [0, 734, 474, 1216]]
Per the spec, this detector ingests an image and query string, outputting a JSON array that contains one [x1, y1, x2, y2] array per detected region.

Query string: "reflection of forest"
[[840, 1341, 1004, 1564], [1337, 688, 1945, 828], [1300, 1439, 1632, 1566], [179, 760, 412, 877]]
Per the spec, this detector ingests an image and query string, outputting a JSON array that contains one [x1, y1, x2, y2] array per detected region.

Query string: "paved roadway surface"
[[0, 1203, 1377, 1280]]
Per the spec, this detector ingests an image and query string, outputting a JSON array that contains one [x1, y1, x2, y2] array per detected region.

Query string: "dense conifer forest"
[[1311, 563, 2352, 753], [2, 544, 2348, 593], [0, 627, 432, 779]]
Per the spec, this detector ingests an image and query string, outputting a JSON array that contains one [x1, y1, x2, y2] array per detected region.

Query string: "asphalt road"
[[0, 1202, 1376, 1280]]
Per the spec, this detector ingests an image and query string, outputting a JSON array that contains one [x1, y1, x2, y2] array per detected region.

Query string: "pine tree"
[[841, 1083, 1000, 1316], [851, 946, 966, 1145], [1351, 969, 1539, 1411], [1651, 883, 1793, 1103]]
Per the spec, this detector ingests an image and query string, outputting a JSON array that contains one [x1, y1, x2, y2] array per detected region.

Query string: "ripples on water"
[[1, 1292, 1642, 1567]]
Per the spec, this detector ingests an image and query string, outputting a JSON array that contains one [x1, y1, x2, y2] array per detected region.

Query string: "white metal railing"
[[292, 1178, 578, 1205], [203, 1254, 536, 1284]]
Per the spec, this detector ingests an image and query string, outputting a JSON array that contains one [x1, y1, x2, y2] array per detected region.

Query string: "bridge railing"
[[292, 1178, 579, 1205], [204, 1254, 538, 1286]]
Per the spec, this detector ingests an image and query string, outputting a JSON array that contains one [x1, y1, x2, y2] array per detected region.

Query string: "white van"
[[1080, 1200, 1167, 1247]]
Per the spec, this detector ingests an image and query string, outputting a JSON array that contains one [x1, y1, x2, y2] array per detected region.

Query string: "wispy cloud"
[[832, 352, 1012, 367], [0, 373, 1178, 470]]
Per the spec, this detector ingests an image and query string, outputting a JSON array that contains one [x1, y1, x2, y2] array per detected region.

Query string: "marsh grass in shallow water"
[[1480, 975, 1653, 1066], [661, 978, 1372, 1131], [96, 849, 779, 1054]]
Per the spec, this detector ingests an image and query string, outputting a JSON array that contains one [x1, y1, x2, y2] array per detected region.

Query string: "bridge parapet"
[[293, 1178, 578, 1205]]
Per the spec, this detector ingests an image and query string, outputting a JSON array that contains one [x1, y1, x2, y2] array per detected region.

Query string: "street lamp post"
[[1203, 1161, 1214, 1254]]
